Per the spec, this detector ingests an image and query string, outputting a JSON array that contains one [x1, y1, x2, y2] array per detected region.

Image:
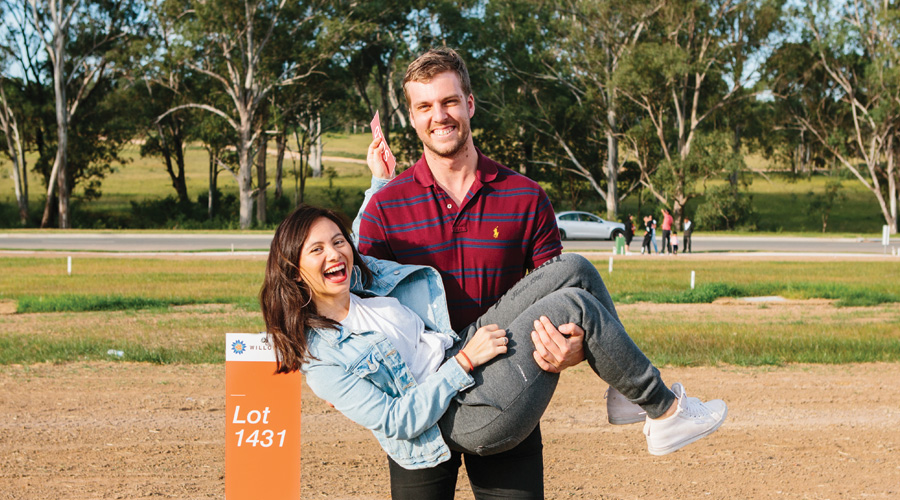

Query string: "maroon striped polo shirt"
[[358, 150, 562, 331]]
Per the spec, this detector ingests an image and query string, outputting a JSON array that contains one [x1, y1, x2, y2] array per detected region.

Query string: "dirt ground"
[[2, 355, 899, 500]]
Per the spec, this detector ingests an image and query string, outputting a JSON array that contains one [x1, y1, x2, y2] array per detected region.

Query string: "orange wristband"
[[457, 351, 474, 372]]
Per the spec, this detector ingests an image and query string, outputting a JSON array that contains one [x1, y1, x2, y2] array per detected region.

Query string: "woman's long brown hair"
[[260, 205, 372, 373]]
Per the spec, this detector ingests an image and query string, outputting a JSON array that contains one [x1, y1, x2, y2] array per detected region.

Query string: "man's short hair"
[[403, 47, 473, 109]]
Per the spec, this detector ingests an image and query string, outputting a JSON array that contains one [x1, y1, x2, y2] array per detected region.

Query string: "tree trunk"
[[294, 129, 307, 205], [40, 159, 57, 228], [172, 126, 187, 203], [730, 125, 741, 187], [275, 131, 285, 199], [310, 113, 322, 178], [605, 60, 619, 220], [256, 123, 268, 226], [157, 122, 189, 203], [387, 71, 407, 129], [238, 120, 255, 229], [53, 22, 70, 229], [605, 129, 618, 220], [0, 87, 28, 224], [890, 138, 898, 234], [208, 148, 217, 219]]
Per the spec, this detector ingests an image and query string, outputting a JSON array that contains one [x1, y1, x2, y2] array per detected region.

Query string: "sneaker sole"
[[608, 414, 646, 425], [647, 406, 728, 456]]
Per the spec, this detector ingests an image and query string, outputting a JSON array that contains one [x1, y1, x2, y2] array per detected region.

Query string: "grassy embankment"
[[1, 257, 897, 366]]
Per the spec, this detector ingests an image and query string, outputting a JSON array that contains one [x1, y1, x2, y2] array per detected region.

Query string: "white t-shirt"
[[341, 294, 455, 384]]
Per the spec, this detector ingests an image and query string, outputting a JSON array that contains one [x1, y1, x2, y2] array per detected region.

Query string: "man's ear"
[[467, 94, 475, 118]]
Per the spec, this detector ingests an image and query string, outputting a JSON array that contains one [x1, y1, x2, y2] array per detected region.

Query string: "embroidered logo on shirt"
[[493, 226, 499, 239]]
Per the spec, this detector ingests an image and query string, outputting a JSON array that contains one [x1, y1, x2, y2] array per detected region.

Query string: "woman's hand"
[[456, 324, 507, 371], [366, 137, 394, 180]]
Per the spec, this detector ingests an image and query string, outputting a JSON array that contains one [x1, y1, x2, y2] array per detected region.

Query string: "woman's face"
[[297, 217, 354, 304]]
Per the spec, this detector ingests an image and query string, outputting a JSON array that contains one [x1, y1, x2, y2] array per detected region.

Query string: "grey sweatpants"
[[440, 253, 676, 456]]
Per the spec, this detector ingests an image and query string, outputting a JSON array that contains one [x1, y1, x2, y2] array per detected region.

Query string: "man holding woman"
[[346, 47, 726, 498]]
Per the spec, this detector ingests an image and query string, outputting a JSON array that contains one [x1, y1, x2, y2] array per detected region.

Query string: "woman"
[[642, 215, 654, 255], [260, 205, 726, 474]]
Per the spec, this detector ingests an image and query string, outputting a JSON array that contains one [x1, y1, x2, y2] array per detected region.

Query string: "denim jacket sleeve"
[[352, 176, 391, 246], [304, 333, 474, 440]]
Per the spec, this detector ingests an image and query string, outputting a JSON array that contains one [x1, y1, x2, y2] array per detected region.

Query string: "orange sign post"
[[225, 333, 302, 499]]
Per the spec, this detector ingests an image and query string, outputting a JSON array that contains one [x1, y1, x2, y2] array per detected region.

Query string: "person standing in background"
[[683, 218, 693, 253], [624, 214, 635, 255], [641, 215, 653, 255], [660, 208, 674, 255]]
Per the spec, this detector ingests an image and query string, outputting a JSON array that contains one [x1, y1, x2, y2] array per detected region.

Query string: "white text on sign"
[[232, 406, 286, 448]]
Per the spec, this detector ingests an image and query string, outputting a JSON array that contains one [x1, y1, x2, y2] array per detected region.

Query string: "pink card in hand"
[[371, 111, 397, 177]]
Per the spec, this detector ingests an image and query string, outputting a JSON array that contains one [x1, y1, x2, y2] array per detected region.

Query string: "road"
[[563, 235, 896, 255], [0, 232, 896, 254]]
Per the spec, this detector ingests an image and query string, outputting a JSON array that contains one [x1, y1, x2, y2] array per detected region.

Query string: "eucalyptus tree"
[[134, 0, 200, 205], [27, 0, 144, 228], [468, 0, 662, 218], [471, 0, 591, 206], [0, 78, 30, 224], [336, 2, 414, 143], [0, 1, 30, 224], [542, 0, 662, 218], [193, 103, 237, 220], [159, 0, 331, 229], [767, 0, 899, 233], [615, 0, 784, 223], [1, 0, 51, 225], [2, 0, 60, 216]]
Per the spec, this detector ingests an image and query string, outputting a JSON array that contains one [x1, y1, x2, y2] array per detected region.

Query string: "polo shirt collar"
[[412, 148, 499, 188]]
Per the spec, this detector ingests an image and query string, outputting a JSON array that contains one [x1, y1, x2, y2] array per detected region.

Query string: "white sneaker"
[[605, 386, 646, 425], [643, 383, 727, 456]]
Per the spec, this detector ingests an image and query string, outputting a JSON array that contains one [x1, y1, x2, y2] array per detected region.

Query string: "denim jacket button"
[[394, 271, 400, 275]]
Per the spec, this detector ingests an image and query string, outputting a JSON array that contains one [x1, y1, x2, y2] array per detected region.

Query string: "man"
[[661, 208, 674, 255], [683, 218, 693, 253], [356, 47, 584, 498], [354, 48, 723, 498]]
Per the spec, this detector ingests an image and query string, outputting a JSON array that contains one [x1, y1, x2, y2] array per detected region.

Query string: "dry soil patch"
[[2, 362, 899, 499]]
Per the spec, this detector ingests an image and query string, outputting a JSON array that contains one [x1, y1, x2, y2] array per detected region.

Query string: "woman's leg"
[[440, 283, 674, 455], [480, 253, 624, 324]]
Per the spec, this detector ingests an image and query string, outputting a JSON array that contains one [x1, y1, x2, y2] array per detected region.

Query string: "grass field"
[[1, 256, 897, 366], [0, 132, 890, 233]]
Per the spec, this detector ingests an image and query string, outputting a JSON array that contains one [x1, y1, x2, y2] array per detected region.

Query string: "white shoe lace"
[[673, 384, 712, 419], [679, 396, 713, 419]]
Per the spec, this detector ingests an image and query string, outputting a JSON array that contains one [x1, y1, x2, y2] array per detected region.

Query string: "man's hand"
[[530, 316, 585, 373], [367, 137, 395, 180]]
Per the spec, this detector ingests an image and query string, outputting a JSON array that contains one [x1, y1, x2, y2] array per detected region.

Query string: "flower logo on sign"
[[231, 340, 247, 355]]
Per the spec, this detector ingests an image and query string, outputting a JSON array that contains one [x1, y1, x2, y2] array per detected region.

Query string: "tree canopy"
[[1, 0, 897, 232]]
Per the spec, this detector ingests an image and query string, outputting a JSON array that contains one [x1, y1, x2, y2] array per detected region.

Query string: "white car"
[[555, 211, 626, 240]]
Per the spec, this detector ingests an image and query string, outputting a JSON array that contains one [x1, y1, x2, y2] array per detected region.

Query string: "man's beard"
[[420, 120, 470, 159]]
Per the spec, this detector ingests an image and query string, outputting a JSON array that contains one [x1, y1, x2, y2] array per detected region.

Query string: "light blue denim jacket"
[[302, 253, 474, 469]]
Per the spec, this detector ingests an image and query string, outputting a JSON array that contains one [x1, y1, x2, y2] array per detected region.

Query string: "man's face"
[[406, 71, 475, 159]]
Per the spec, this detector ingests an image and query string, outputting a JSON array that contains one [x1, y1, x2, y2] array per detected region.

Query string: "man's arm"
[[527, 187, 563, 269], [351, 138, 396, 245]]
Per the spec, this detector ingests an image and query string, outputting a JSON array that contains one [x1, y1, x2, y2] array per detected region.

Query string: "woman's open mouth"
[[324, 263, 348, 283]]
